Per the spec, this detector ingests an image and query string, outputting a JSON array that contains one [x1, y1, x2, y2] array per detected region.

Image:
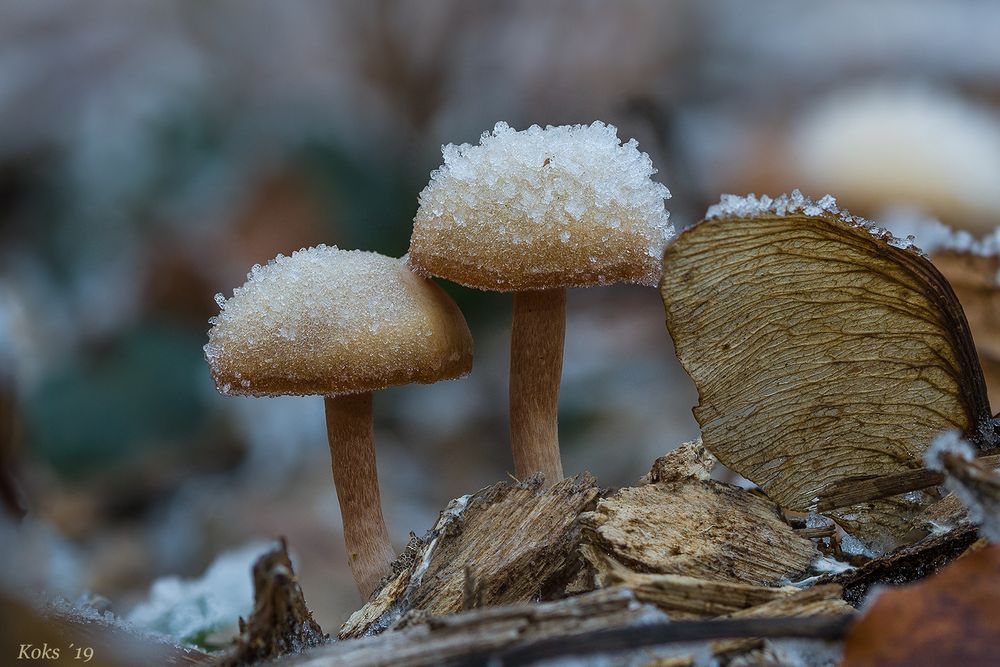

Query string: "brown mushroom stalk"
[[408, 122, 672, 486], [205, 246, 473, 600], [509, 288, 566, 482], [325, 392, 395, 599]]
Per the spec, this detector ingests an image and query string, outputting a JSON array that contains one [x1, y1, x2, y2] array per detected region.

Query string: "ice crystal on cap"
[[205, 246, 473, 397], [409, 121, 673, 291], [705, 190, 920, 254]]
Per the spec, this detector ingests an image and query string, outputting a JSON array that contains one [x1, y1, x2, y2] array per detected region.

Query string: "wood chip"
[[711, 584, 853, 656], [586, 547, 800, 619], [339, 473, 600, 639], [216, 538, 327, 667], [582, 476, 817, 586], [277, 588, 852, 667]]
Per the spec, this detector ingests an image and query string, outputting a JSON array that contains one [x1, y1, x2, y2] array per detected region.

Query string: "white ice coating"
[[410, 121, 673, 290], [880, 206, 1000, 258], [923, 429, 976, 472], [705, 189, 921, 254], [791, 84, 1000, 233], [205, 245, 472, 397], [925, 430, 1000, 542], [126, 541, 273, 645]]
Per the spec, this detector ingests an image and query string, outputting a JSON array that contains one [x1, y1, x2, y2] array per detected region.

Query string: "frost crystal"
[[881, 206, 1000, 258], [205, 246, 472, 397], [925, 430, 1000, 542], [705, 189, 922, 254], [126, 542, 272, 646], [923, 430, 975, 471], [409, 121, 673, 291]]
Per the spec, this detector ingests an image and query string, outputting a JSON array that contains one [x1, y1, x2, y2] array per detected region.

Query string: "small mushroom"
[[788, 83, 1000, 233], [205, 246, 473, 598], [409, 122, 672, 484]]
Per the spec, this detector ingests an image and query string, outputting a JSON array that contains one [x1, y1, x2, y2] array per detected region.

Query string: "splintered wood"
[[586, 548, 802, 619], [581, 473, 817, 586], [339, 473, 600, 638], [280, 588, 854, 667], [217, 539, 327, 667], [292, 588, 665, 667]]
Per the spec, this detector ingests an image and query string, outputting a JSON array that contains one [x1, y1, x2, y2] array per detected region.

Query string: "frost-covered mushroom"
[[409, 122, 672, 484], [791, 84, 1000, 233], [205, 246, 473, 598]]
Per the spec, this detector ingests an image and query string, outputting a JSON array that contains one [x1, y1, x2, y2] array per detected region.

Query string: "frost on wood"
[[339, 473, 600, 639], [408, 121, 673, 291], [580, 462, 817, 586], [662, 202, 992, 551], [818, 525, 980, 608], [204, 246, 472, 397], [924, 430, 1000, 542], [790, 84, 1000, 233]]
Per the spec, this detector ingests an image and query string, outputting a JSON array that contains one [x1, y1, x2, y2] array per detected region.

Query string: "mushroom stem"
[[509, 288, 566, 484], [324, 392, 396, 599]]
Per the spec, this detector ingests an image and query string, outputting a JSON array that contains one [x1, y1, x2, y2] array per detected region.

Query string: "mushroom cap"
[[408, 121, 673, 292], [790, 84, 1000, 234], [205, 246, 473, 397]]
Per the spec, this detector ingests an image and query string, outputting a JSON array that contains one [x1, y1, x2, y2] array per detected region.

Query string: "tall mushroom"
[[205, 246, 473, 598], [409, 122, 672, 484]]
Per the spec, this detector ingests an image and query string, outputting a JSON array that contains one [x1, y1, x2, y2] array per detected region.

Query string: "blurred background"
[[3, 0, 1000, 643]]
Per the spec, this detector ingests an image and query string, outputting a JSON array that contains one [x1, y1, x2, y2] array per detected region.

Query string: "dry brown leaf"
[[661, 199, 994, 549], [841, 544, 1000, 667], [933, 250, 1000, 408]]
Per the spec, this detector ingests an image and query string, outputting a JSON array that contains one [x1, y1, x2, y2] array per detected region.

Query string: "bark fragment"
[[216, 538, 327, 667], [819, 525, 980, 606], [339, 473, 600, 639], [586, 547, 801, 619], [582, 475, 817, 586]]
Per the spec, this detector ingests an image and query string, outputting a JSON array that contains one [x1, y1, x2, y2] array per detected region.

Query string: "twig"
[[457, 615, 855, 666], [815, 454, 1000, 512]]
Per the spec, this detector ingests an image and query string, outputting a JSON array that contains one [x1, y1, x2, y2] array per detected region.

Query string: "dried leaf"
[[661, 197, 994, 549], [933, 249, 1000, 410], [841, 544, 1000, 667]]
